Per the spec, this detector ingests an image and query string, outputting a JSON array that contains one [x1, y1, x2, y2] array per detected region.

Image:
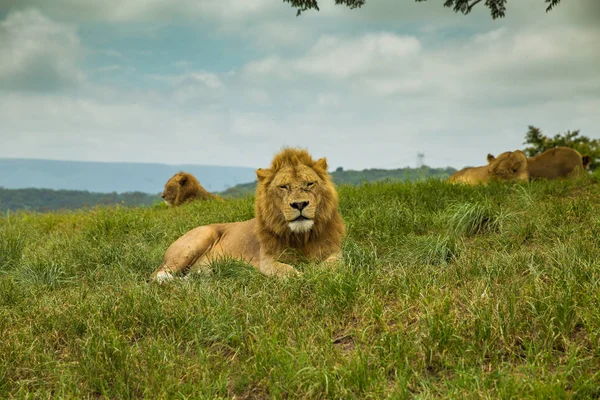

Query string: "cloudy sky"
[[0, 0, 598, 171]]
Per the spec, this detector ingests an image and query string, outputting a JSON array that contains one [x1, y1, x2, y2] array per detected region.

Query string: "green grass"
[[2, 175, 600, 398]]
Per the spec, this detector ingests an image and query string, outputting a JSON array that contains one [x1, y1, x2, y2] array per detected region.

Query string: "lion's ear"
[[178, 175, 188, 186], [314, 157, 328, 172], [487, 154, 496, 164], [256, 168, 272, 182]]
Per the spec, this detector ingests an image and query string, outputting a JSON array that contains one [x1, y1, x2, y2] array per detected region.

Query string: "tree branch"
[[466, 0, 484, 12], [545, 0, 561, 12], [285, 0, 562, 19]]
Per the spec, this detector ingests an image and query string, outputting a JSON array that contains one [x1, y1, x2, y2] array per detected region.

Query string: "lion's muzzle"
[[290, 201, 309, 211], [287, 205, 314, 233], [288, 218, 314, 233]]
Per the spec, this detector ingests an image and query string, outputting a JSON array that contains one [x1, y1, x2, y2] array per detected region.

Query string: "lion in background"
[[448, 150, 529, 185], [161, 172, 221, 206], [488, 147, 591, 180], [150, 147, 346, 281]]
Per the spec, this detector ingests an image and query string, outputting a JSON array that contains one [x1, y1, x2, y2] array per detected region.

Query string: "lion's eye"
[[279, 185, 289, 190], [306, 182, 315, 188]]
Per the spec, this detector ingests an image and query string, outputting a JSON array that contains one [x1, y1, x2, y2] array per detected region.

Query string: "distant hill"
[[0, 165, 457, 213], [220, 166, 457, 198], [0, 187, 159, 213], [0, 158, 256, 194]]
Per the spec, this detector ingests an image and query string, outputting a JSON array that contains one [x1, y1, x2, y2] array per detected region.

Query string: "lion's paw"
[[153, 271, 174, 283]]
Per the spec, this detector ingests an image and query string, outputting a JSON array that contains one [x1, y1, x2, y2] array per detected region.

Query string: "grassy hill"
[[1, 176, 600, 397]]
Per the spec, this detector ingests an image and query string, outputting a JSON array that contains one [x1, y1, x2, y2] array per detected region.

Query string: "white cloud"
[[243, 56, 286, 78], [0, 9, 84, 92], [297, 33, 421, 79], [96, 48, 124, 58], [173, 60, 192, 69], [7, 0, 281, 23], [230, 112, 278, 139], [244, 89, 271, 105], [244, 33, 421, 81], [149, 72, 224, 89], [0, 91, 232, 164], [246, 20, 318, 49], [197, 0, 279, 23], [316, 93, 340, 107], [95, 65, 135, 73], [243, 21, 600, 101], [145, 71, 225, 104]]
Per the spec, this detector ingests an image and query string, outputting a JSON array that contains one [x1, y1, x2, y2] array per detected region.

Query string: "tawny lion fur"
[[448, 150, 529, 185], [150, 147, 346, 281], [161, 172, 220, 206], [489, 147, 589, 180]]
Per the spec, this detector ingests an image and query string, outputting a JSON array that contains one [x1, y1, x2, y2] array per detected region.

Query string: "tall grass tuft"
[[14, 260, 72, 288], [0, 226, 27, 272], [446, 200, 513, 236], [408, 234, 462, 266]]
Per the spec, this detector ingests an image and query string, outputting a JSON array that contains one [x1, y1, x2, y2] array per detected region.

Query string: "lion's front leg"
[[316, 250, 343, 271], [150, 226, 219, 282], [324, 250, 343, 263], [253, 252, 301, 278]]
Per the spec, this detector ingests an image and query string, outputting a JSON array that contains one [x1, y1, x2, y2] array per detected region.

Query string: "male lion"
[[448, 150, 529, 185], [161, 171, 220, 206], [487, 147, 591, 180], [150, 148, 346, 281]]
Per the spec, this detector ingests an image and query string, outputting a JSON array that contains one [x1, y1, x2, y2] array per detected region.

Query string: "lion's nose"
[[290, 201, 309, 211], [161, 193, 165, 199]]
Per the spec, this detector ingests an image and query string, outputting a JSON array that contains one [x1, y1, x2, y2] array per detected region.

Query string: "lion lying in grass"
[[161, 172, 220, 206], [150, 148, 346, 281], [448, 150, 529, 185], [488, 147, 591, 180]]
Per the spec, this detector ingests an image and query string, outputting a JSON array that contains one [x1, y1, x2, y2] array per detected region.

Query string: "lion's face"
[[268, 164, 326, 233], [487, 150, 529, 182], [255, 148, 338, 236], [162, 177, 179, 206], [162, 173, 190, 206]]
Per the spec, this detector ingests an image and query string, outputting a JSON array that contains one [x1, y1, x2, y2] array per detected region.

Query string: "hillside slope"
[[1, 177, 599, 397]]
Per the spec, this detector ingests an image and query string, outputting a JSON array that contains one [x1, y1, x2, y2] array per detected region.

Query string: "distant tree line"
[[331, 165, 457, 185], [219, 166, 458, 198], [0, 188, 160, 213]]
